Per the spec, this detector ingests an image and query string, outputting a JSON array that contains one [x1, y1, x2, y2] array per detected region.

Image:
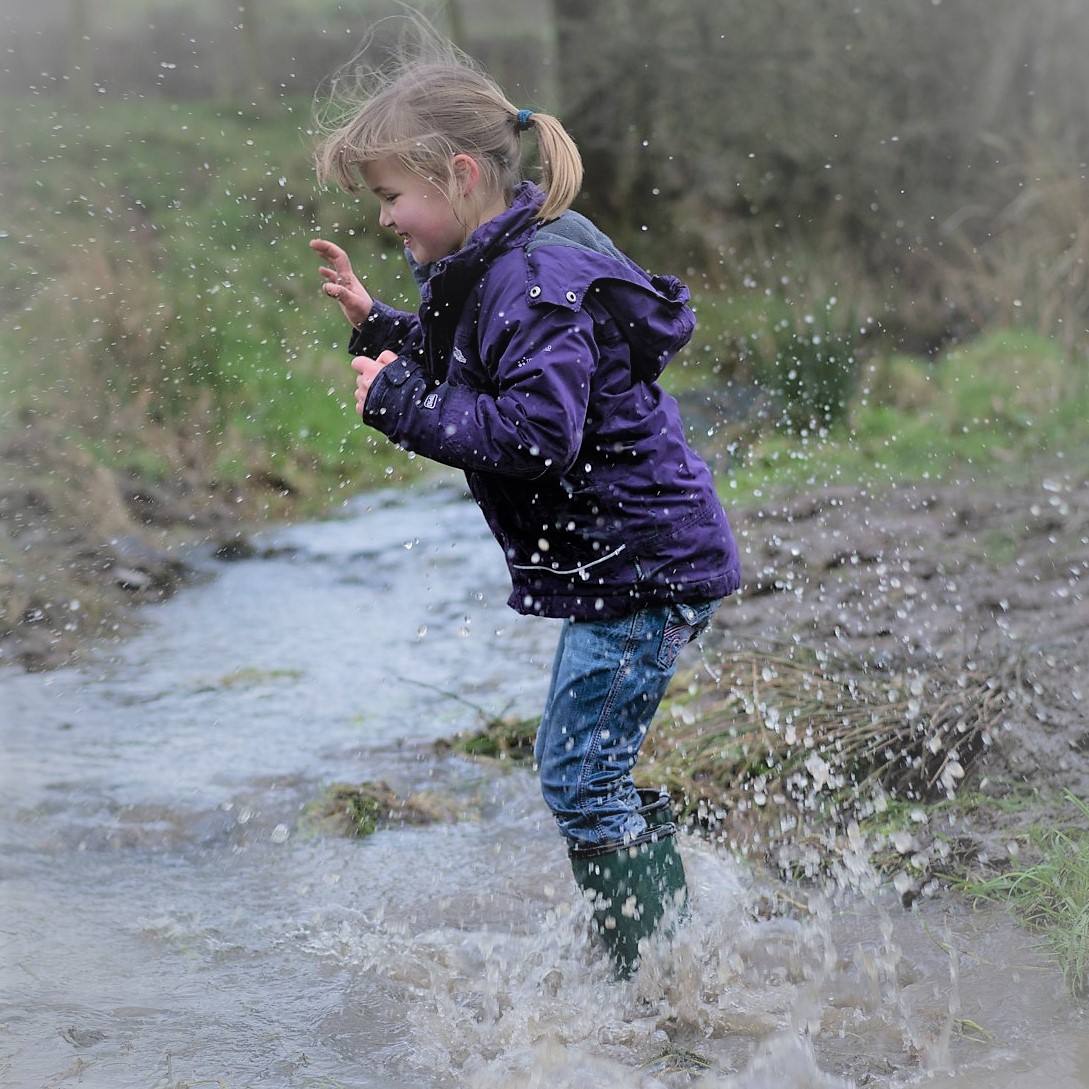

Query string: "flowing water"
[[1, 481, 1085, 1089]]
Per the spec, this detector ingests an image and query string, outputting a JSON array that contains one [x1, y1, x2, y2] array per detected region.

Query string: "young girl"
[[310, 38, 741, 977]]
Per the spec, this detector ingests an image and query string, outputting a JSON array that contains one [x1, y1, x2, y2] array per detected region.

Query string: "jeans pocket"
[[655, 599, 721, 671]]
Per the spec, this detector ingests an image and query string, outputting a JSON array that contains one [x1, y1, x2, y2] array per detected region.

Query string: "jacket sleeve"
[[361, 284, 597, 479], [347, 300, 422, 359]]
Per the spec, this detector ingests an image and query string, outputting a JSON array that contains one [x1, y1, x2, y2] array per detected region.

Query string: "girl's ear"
[[451, 153, 482, 198]]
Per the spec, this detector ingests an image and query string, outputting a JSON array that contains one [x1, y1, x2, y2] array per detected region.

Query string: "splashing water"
[[1, 483, 1085, 1088]]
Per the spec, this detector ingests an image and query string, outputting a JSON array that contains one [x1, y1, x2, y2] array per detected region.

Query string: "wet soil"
[[0, 422, 288, 670], [695, 465, 1089, 883], [2, 422, 1087, 875]]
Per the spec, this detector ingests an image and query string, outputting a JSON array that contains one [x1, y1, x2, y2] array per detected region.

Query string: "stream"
[[1, 480, 1086, 1088]]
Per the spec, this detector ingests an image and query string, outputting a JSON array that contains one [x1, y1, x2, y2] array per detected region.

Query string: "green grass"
[[0, 94, 421, 498], [690, 328, 1089, 507], [965, 793, 1089, 998], [3, 95, 1089, 514]]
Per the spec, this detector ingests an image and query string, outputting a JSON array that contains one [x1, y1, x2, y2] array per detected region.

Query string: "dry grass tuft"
[[643, 647, 1026, 852]]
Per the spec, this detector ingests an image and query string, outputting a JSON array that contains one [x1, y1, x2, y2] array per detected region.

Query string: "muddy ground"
[[0, 422, 282, 671], [2, 422, 1087, 878], [692, 467, 1089, 887]]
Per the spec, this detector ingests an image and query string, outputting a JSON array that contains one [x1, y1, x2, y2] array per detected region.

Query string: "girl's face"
[[360, 158, 469, 266]]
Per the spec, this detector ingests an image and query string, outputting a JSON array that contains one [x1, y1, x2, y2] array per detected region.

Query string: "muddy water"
[[1, 481, 1085, 1088]]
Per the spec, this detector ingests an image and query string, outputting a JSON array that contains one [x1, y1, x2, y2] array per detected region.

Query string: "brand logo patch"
[[452, 347, 466, 364], [423, 392, 440, 409]]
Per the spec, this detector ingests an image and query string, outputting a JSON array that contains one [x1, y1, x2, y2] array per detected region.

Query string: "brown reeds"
[[642, 648, 1023, 834], [936, 138, 1089, 361]]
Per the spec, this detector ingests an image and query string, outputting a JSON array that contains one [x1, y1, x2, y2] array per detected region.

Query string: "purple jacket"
[[351, 182, 741, 619]]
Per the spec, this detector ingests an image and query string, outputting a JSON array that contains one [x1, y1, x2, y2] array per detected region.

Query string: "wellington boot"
[[636, 786, 673, 829], [569, 823, 687, 979]]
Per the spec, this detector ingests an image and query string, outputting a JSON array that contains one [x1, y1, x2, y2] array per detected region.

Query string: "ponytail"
[[519, 110, 583, 222]]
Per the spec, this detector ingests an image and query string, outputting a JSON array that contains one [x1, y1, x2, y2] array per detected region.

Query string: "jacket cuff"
[[348, 301, 412, 356], [360, 356, 423, 431]]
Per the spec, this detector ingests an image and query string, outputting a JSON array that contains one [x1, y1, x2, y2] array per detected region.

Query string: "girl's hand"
[[310, 238, 373, 328], [351, 350, 398, 413]]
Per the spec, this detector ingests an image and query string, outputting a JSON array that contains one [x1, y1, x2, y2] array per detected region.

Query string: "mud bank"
[[663, 465, 1089, 906], [721, 469, 1089, 799], [0, 422, 286, 670]]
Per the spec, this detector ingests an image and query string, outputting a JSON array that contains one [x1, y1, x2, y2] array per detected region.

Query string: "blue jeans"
[[534, 599, 721, 851]]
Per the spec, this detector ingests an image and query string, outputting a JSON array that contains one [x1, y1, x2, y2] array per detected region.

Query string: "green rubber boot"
[[569, 809, 687, 979], [637, 786, 673, 829]]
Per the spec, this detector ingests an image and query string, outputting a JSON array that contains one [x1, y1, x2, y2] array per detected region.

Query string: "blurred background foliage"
[[1, 0, 1088, 509]]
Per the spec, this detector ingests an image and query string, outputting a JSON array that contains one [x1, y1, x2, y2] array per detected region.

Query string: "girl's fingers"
[[310, 238, 344, 259], [312, 240, 354, 278], [319, 265, 357, 289]]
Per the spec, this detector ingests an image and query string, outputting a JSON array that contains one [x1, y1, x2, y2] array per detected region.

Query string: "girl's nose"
[[378, 206, 394, 230]]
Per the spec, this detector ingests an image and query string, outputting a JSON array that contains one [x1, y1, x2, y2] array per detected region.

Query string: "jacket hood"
[[520, 191, 695, 383]]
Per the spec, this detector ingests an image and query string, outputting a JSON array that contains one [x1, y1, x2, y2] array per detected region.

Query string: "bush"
[[736, 297, 863, 433]]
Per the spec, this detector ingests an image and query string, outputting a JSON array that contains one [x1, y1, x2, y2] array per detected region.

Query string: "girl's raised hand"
[[310, 238, 373, 329]]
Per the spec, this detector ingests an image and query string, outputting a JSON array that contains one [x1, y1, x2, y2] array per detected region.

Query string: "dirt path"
[[0, 423, 258, 670], [689, 468, 1089, 883], [726, 472, 1088, 787]]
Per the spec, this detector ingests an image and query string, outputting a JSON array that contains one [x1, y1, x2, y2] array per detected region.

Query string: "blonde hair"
[[312, 32, 582, 223]]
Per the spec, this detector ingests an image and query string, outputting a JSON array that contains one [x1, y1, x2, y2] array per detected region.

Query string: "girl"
[[310, 37, 741, 978]]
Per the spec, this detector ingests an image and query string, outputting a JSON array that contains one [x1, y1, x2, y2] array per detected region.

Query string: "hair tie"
[[515, 109, 534, 132]]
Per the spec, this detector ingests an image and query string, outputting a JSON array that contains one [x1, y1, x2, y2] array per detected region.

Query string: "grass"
[[298, 779, 467, 837], [439, 714, 538, 762], [638, 649, 1021, 848], [965, 792, 1089, 998], [0, 93, 423, 502], [680, 327, 1089, 507], [674, 262, 1089, 512], [5, 93, 1089, 514]]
